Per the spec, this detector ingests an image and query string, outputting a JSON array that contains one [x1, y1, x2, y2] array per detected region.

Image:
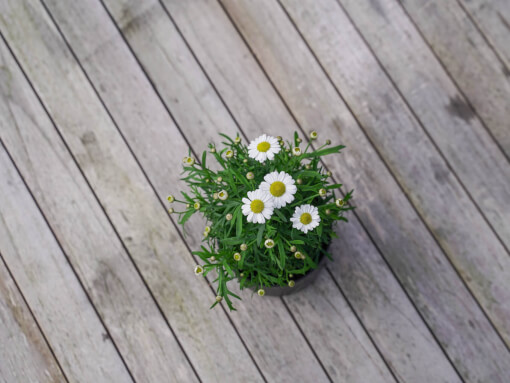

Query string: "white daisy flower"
[[259, 171, 297, 208], [248, 134, 281, 163], [241, 189, 274, 224], [290, 204, 321, 234]]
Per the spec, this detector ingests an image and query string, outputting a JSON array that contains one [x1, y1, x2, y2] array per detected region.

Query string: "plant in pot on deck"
[[167, 132, 353, 310]]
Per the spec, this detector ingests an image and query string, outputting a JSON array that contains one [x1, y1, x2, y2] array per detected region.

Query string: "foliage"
[[169, 132, 353, 310]]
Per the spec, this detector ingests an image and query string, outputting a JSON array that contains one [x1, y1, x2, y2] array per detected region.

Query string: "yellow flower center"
[[300, 213, 312, 225], [269, 181, 286, 197], [250, 199, 265, 213], [257, 141, 271, 152]]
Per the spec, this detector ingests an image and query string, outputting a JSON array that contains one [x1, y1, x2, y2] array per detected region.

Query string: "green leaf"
[[201, 150, 207, 168], [235, 206, 243, 238], [256, 224, 265, 247], [179, 209, 195, 225], [274, 209, 288, 222], [302, 145, 345, 158], [277, 239, 286, 270]]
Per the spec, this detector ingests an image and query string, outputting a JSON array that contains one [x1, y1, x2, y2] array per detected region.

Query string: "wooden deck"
[[1, 0, 509, 382]]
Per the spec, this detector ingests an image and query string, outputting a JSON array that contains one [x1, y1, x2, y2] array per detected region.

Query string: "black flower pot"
[[262, 253, 329, 297]]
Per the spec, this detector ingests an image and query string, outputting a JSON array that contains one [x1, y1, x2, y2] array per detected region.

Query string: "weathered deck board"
[[395, 0, 510, 160], [0, 143, 130, 382], [143, 0, 467, 381], [326, 0, 510, 253], [1, 0, 509, 381], [459, 0, 510, 67], [0, 250, 64, 383], [39, 0, 336, 380], [280, 0, 510, 344], [0, 0, 273, 381], [216, 0, 510, 380]]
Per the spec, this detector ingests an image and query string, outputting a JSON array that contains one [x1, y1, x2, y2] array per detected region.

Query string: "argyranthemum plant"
[[168, 132, 353, 310]]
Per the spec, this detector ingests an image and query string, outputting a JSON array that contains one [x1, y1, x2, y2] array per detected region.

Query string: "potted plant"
[[167, 132, 353, 310]]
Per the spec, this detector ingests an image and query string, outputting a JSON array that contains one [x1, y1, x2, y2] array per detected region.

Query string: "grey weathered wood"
[[459, 0, 510, 68], [0, 252, 65, 383], [122, 0, 465, 381], [0, 4, 207, 382], [44, 0, 399, 380], [38, 0, 335, 381], [312, 0, 510, 253], [281, 0, 510, 346], [394, 0, 510, 160], [198, 0, 510, 380], [0, 146, 130, 383]]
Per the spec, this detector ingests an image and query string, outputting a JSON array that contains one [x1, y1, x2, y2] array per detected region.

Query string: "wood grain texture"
[[0, 3, 203, 381], [324, 0, 510, 253], [0, 145, 130, 383], [141, 0, 466, 381], [216, 0, 510, 381], [281, 0, 510, 347], [394, 0, 510, 159], [60, 0, 397, 380], [459, 0, 510, 67], [0, 251, 64, 383], [40, 0, 334, 381]]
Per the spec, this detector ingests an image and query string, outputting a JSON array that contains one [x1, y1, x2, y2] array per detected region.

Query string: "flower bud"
[[310, 131, 318, 140], [240, 243, 248, 251], [226, 213, 233, 221], [257, 289, 265, 297], [264, 239, 275, 249]]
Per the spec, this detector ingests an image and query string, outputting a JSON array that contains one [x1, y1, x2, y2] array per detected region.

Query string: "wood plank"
[[112, 0, 465, 381], [458, 0, 510, 68], [168, 0, 510, 381], [0, 145, 130, 383], [315, 0, 510, 254], [37, 0, 334, 381], [394, 0, 510, 160], [0, 253, 65, 383], [0, 6, 205, 382], [281, 0, 510, 346]]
